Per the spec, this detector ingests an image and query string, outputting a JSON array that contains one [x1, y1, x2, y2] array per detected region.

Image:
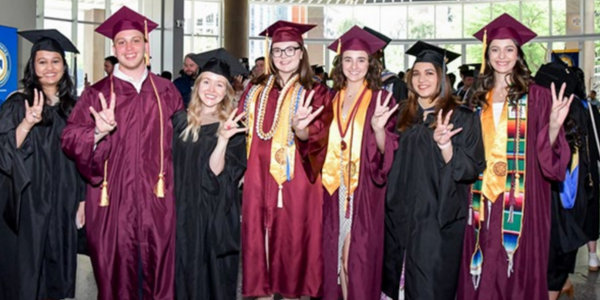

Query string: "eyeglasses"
[[271, 46, 302, 58]]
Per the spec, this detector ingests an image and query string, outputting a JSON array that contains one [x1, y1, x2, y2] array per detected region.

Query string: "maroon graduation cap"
[[327, 25, 387, 55]]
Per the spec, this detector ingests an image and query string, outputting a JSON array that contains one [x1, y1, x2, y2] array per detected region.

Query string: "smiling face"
[[488, 39, 519, 75], [411, 62, 439, 100], [342, 50, 369, 84], [271, 41, 302, 76], [112, 29, 146, 73], [197, 71, 229, 110], [34, 50, 65, 88]]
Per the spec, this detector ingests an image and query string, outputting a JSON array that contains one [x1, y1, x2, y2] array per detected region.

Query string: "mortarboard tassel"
[[155, 173, 165, 198], [144, 20, 151, 67], [264, 33, 270, 75], [100, 162, 109, 207], [480, 29, 487, 74], [277, 185, 283, 208], [337, 38, 341, 56]]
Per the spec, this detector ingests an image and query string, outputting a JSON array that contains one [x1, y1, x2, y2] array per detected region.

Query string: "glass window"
[[78, 0, 106, 21], [522, 42, 546, 73], [190, 36, 219, 53], [379, 6, 408, 39], [111, 0, 139, 14], [193, 2, 220, 35], [491, 1, 519, 19], [384, 44, 406, 74], [435, 4, 462, 39], [44, 0, 73, 19], [522, 1, 550, 36], [466, 44, 483, 67], [323, 5, 357, 39], [551, 0, 567, 35], [463, 3, 491, 38], [407, 5, 434, 39]]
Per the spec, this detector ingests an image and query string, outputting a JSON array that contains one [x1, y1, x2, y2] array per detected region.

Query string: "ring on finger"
[[32, 112, 38, 118]]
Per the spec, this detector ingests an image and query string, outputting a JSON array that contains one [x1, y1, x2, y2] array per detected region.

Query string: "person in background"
[[0, 29, 86, 300], [397, 71, 405, 81], [161, 71, 173, 81], [588, 90, 599, 109], [448, 73, 457, 93], [174, 53, 200, 107], [104, 56, 118, 75]]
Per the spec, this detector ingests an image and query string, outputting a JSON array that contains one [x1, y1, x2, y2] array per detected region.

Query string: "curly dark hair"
[[21, 39, 77, 122], [251, 43, 315, 90], [470, 40, 531, 109], [330, 53, 382, 92], [397, 63, 460, 132]]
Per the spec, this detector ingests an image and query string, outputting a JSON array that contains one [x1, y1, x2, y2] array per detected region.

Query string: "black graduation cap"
[[191, 48, 248, 78], [312, 64, 325, 74], [18, 29, 79, 54], [460, 63, 482, 78], [362, 27, 392, 48], [406, 41, 460, 68], [534, 58, 579, 98]]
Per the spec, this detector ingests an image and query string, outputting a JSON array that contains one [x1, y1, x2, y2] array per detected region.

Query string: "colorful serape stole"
[[469, 95, 527, 288]]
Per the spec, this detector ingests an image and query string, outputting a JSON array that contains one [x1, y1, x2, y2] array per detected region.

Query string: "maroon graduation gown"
[[61, 74, 184, 300], [320, 90, 398, 300], [457, 84, 570, 300], [238, 82, 332, 298]]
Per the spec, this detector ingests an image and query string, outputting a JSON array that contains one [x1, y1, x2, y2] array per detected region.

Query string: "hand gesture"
[[24, 88, 44, 126], [550, 82, 574, 129], [219, 111, 248, 140], [89, 92, 117, 135], [233, 75, 244, 92], [292, 90, 325, 132], [371, 91, 399, 132], [76, 201, 85, 229], [433, 109, 463, 148]]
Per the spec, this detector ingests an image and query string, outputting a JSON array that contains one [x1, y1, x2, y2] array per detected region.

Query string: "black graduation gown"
[[583, 100, 600, 241], [547, 99, 596, 290], [382, 105, 485, 300], [172, 111, 246, 300], [0, 93, 86, 300]]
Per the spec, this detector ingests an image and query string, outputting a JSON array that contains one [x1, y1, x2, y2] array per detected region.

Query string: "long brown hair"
[[181, 72, 235, 142], [251, 43, 315, 90], [330, 52, 383, 91], [397, 64, 460, 132], [470, 39, 532, 109]]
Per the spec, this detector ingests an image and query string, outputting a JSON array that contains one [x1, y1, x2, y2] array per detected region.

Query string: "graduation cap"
[[18, 29, 79, 54], [259, 21, 316, 75], [191, 48, 248, 78], [95, 6, 159, 40], [534, 56, 579, 98], [405, 41, 460, 68], [327, 26, 387, 56], [312, 64, 325, 74], [460, 63, 482, 78], [362, 27, 391, 48], [473, 13, 537, 74]]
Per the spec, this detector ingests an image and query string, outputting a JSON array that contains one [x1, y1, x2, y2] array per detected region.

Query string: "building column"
[[223, 0, 249, 59], [582, 0, 595, 91], [83, 9, 106, 84]]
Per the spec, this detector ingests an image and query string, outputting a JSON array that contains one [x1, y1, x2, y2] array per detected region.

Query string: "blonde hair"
[[180, 72, 236, 142]]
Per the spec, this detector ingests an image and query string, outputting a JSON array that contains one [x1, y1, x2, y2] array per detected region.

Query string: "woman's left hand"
[[219, 111, 248, 140], [371, 91, 399, 132], [550, 82, 574, 129], [433, 109, 463, 149]]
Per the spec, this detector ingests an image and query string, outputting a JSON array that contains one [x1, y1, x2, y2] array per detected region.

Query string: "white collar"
[[112, 63, 149, 93]]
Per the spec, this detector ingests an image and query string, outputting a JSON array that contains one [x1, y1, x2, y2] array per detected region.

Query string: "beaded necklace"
[[256, 74, 299, 140]]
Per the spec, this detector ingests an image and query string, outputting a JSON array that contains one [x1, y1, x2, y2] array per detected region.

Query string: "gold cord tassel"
[[100, 161, 109, 207], [155, 173, 165, 198], [277, 185, 283, 208], [144, 20, 151, 67], [513, 174, 520, 199], [264, 33, 270, 75], [337, 38, 341, 56], [480, 29, 487, 74]]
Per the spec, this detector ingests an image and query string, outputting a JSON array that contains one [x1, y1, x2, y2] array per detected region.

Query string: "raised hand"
[[292, 90, 325, 133], [89, 92, 117, 135], [219, 111, 248, 140], [371, 91, 399, 132], [433, 109, 463, 148], [23, 88, 44, 126], [550, 82, 574, 129]]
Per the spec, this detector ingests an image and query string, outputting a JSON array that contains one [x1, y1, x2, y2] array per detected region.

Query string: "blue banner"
[[552, 49, 579, 67], [0, 25, 18, 105]]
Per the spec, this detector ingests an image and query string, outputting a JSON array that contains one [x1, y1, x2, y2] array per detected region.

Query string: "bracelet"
[[437, 142, 451, 150], [19, 125, 30, 133]]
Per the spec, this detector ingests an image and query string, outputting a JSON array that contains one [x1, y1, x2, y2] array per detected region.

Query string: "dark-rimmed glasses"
[[271, 46, 301, 58]]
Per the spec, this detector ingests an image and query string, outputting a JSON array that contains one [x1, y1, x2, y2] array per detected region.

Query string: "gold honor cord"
[[100, 76, 115, 207]]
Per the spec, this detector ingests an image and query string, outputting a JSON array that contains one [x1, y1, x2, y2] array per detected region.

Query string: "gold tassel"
[[144, 20, 150, 67], [337, 38, 341, 56], [277, 184, 283, 208], [513, 174, 520, 199], [100, 180, 109, 207], [264, 33, 270, 75], [480, 29, 487, 74], [155, 173, 165, 198]]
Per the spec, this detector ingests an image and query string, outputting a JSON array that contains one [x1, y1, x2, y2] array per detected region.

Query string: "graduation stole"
[[469, 93, 527, 288], [322, 84, 372, 218], [243, 75, 304, 208]]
